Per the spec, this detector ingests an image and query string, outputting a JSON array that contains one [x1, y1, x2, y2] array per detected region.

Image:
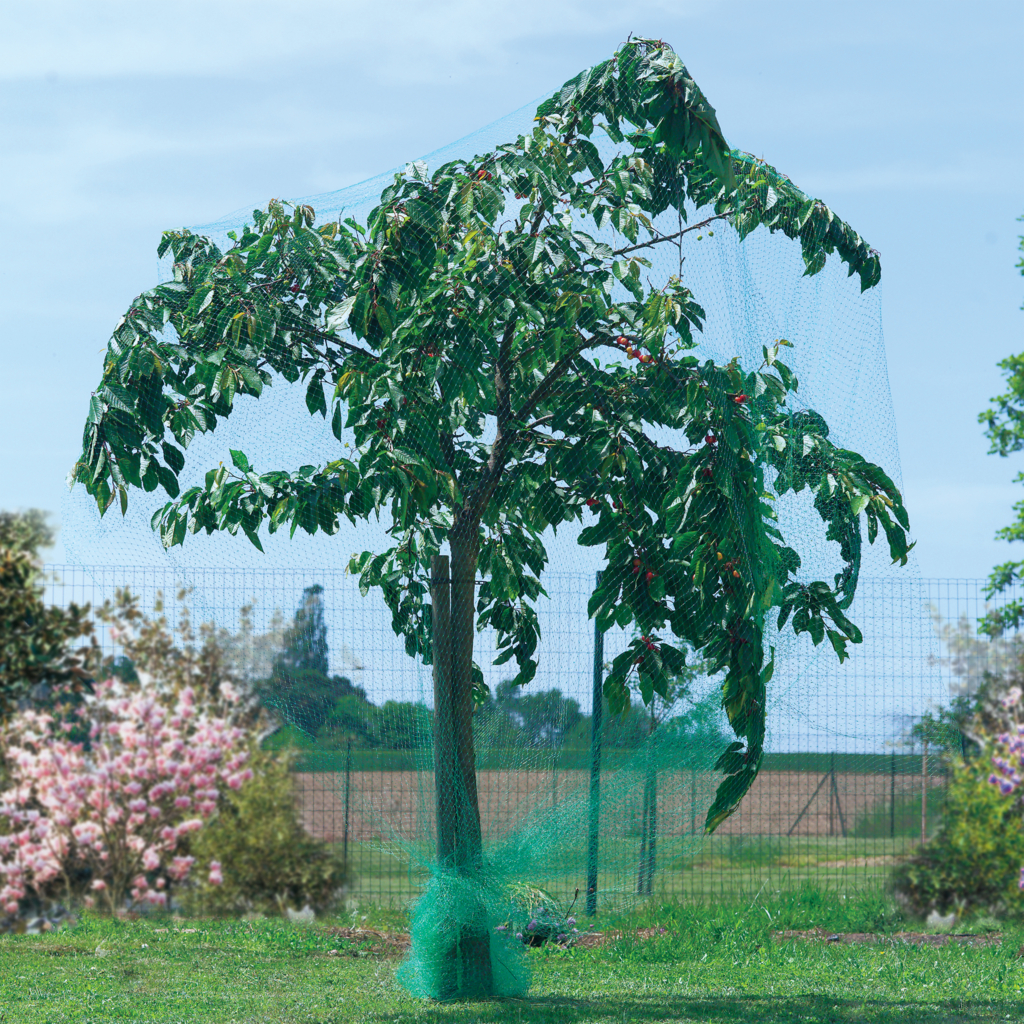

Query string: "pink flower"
[[0, 668, 249, 915], [208, 861, 223, 886], [168, 856, 195, 881]]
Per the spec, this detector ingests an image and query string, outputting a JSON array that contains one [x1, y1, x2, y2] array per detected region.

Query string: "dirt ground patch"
[[773, 927, 1002, 948], [316, 926, 668, 955], [572, 927, 668, 949], [322, 926, 411, 957]]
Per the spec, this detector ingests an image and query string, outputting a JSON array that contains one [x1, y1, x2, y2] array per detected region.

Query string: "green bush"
[[891, 752, 1024, 917], [184, 750, 349, 917]]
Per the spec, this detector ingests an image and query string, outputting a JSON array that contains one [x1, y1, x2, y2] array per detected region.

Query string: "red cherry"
[[289, 283, 300, 293], [705, 434, 717, 445], [733, 394, 749, 405], [617, 335, 629, 346], [585, 497, 597, 507], [645, 571, 655, 582]]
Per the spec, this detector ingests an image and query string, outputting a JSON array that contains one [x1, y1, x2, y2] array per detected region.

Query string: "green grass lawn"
[[2, 889, 1022, 1023]]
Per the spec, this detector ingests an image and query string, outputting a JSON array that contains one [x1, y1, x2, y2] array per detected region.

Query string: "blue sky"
[[1, 0, 1022, 579]]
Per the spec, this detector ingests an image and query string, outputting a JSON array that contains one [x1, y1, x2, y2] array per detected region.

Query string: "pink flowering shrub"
[[986, 685, 1024, 892], [0, 678, 252, 915]]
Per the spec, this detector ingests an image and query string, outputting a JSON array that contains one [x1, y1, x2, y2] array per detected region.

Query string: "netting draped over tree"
[[65, 39, 911, 999]]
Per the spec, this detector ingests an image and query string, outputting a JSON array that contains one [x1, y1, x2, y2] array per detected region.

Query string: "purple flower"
[[566, 917, 576, 927], [658, 926, 666, 934], [495, 924, 507, 932], [515, 932, 523, 941], [556, 933, 567, 943], [528, 919, 539, 931]]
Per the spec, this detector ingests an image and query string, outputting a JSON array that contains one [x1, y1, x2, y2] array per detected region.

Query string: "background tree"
[[474, 679, 583, 750], [910, 608, 1024, 757], [258, 584, 364, 737], [978, 214, 1024, 632], [0, 510, 94, 720], [71, 39, 910, 997]]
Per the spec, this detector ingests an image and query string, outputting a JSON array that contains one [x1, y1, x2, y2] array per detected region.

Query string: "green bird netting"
[[63, 38, 919, 999]]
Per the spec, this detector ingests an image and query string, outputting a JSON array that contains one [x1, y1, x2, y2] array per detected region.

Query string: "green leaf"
[[305, 375, 327, 418], [161, 443, 185, 473], [229, 449, 251, 473], [827, 628, 849, 663], [243, 528, 265, 552]]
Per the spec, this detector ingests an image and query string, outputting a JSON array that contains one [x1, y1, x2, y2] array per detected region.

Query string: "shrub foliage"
[[185, 749, 348, 916], [892, 750, 1024, 916]]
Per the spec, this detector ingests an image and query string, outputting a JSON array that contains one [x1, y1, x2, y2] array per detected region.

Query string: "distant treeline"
[[260, 586, 732, 760]]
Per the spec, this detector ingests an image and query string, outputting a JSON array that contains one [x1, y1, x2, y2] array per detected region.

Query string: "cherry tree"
[[71, 38, 910, 995]]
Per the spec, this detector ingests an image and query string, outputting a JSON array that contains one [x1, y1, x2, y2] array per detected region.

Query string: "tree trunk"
[[430, 542, 492, 999]]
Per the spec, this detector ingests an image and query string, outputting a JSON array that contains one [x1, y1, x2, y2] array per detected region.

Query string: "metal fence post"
[[343, 738, 352, 867], [921, 741, 928, 845], [586, 570, 604, 917], [890, 751, 896, 839]]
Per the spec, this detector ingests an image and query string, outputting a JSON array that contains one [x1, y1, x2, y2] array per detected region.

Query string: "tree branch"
[[524, 414, 554, 432], [312, 327, 380, 364], [513, 336, 620, 425], [612, 212, 730, 258], [495, 319, 517, 435]]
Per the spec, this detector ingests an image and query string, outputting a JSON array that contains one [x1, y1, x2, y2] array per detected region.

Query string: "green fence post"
[[890, 751, 896, 839], [586, 570, 604, 917], [343, 738, 352, 867]]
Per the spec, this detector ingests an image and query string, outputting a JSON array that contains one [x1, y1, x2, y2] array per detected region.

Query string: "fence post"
[[829, 751, 836, 836], [586, 570, 604, 917], [921, 742, 928, 845], [890, 751, 896, 839], [690, 770, 697, 835], [343, 738, 352, 867]]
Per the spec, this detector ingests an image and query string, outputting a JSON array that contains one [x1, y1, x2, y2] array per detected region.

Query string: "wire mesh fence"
[[43, 566, 1009, 907]]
